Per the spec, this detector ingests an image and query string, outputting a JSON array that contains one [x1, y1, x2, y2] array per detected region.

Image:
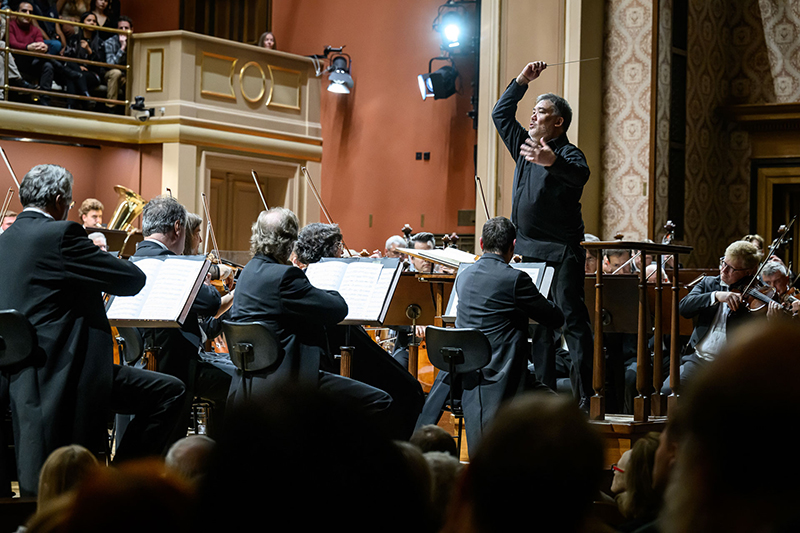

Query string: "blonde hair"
[[37, 445, 99, 511], [724, 240, 760, 270]]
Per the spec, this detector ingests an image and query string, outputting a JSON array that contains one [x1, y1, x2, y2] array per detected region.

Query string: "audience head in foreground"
[[447, 393, 603, 533], [662, 320, 800, 533], [36, 445, 98, 511], [165, 435, 216, 487], [196, 385, 434, 533]]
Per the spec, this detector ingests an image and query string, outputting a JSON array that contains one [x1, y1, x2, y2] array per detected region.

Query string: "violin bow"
[[743, 217, 796, 296], [300, 166, 353, 257], [251, 170, 269, 211], [0, 146, 21, 190], [475, 175, 491, 220], [200, 192, 221, 261]]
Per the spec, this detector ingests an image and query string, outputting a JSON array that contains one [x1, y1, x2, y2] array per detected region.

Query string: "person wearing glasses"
[[661, 240, 760, 393]]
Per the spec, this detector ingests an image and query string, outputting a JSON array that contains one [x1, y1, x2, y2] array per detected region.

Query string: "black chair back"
[[0, 309, 38, 370], [425, 326, 492, 375], [222, 321, 281, 373]]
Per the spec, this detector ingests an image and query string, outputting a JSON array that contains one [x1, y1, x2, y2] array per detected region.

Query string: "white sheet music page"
[[106, 257, 163, 319], [143, 257, 206, 320], [360, 267, 396, 321], [338, 262, 383, 321], [305, 261, 349, 291]]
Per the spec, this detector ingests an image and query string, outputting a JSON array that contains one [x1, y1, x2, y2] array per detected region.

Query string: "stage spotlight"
[[440, 11, 463, 49], [327, 55, 353, 94], [418, 65, 458, 101]]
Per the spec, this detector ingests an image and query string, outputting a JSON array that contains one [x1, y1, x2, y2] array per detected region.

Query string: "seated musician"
[[662, 240, 759, 393], [228, 208, 392, 417], [416, 217, 564, 450], [761, 260, 800, 315], [133, 196, 232, 441], [583, 233, 599, 274], [292, 221, 343, 268], [1, 209, 17, 232], [87, 230, 107, 251], [603, 248, 632, 274], [409, 231, 436, 273], [0, 164, 185, 496], [78, 198, 103, 228], [385, 234, 408, 261]]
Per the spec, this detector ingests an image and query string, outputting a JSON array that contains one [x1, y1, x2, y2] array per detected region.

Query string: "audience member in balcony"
[[29, 0, 67, 55], [101, 15, 131, 113], [61, 11, 105, 108], [258, 31, 276, 50], [8, 1, 56, 104], [1, 15, 33, 100], [78, 198, 103, 227], [90, 0, 117, 36]]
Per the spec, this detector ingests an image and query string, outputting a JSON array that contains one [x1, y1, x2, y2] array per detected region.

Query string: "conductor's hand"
[[517, 61, 547, 86], [521, 137, 556, 167]]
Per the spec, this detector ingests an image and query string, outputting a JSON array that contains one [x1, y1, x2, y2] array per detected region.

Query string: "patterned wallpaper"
[[600, 0, 653, 241], [654, 0, 672, 237], [759, 0, 800, 102]]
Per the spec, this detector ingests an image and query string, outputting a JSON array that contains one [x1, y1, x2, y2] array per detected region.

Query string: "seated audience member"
[[1, 14, 34, 99], [195, 386, 435, 533], [444, 393, 603, 533], [36, 445, 98, 512], [8, 1, 56, 104], [60, 11, 105, 108], [604, 248, 632, 274], [616, 432, 660, 532], [164, 435, 215, 488], [610, 449, 631, 499], [30, 459, 194, 533], [78, 198, 103, 227], [395, 441, 433, 513], [661, 320, 800, 533], [583, 233, 599, 274], [662, 240, 759, 393], [1, 209, 18, 231], [385, 234, 408, 260], [29, 0, 65, 54], [90, 0, 117, 34], [87, 231, 107, 251], [425, 451, 464, 531], [100, 15, 131, 112], [258, 30, 275, 50], [410, 424, 458, 458], [57, 0, 90, 22]]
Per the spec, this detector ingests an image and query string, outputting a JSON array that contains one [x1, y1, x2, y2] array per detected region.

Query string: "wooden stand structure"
[[582, 240, 693, 464]]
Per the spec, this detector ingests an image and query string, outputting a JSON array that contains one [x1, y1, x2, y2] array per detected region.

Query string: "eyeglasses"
[[719, 257, 746, 273], [68, 200, 75, 210], [611, 463, 625, 474]]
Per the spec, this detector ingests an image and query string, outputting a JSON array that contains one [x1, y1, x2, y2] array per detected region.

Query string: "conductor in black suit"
[[133, 195, 232, 442], [0, 165, 185, 495], [492, 60, 594, 410], [228, 207, 391, 414], [416, 217, 564, 450]]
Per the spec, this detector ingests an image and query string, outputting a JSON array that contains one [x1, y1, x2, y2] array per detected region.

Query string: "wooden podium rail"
[[582, 240, 693, 422]]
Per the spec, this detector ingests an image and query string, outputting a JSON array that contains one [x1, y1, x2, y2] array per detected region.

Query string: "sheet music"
[[338, 262, 383, 320], [359, 267, 396, 320], [305, 261, 349, 291], [516, 267, 541, 286]]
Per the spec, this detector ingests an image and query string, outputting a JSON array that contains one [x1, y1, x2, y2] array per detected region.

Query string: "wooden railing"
[[1, 9, 132, 108]]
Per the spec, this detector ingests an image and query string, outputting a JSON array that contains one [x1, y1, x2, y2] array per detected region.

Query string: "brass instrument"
[[107, 185, 147, 231]]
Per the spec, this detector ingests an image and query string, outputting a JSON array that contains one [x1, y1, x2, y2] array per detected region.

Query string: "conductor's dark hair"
[[294, 222, 342, 265], [481, 217, 516, 254], [537, 93, 573, 132], [20, 164, 73, 209], [142, 195, 186, 237]]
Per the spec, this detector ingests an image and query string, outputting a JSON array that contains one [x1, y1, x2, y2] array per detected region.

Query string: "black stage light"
[[418, 65, 459, 101], [327, 55, 354, 94]]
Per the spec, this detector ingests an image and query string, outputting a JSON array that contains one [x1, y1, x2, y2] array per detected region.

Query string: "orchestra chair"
[[115, 327, 145, 366], [425, 326, 492, 456], [221, 321, 281, 402]]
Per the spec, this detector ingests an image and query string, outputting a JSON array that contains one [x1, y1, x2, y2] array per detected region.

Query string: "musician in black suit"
[[662, 240, 759, 393], [0, 165, 185, 495], [228, 207, 391, 415], [133, 195, 231, 441], [492, 60, 594, 410], [416, 217, 564, 450]]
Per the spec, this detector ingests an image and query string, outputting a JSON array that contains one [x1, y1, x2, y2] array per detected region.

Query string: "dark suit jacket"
[[417, 253, 564, 447], [492, 80, 590, 262], [229, 254, 348, 396], [0, 210, 145, 492], [679, 275, 723, 352], [133, 240, 221, 384]]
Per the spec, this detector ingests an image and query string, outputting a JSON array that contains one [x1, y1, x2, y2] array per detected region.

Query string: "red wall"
[[273, 0, 477, 252], [122, 0, 180, 32]]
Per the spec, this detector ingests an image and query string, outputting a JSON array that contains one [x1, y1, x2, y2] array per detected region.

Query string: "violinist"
[[761, 261, 799, 316], [661, 240, 759, 393], [133, 197, 231, 441], [384, 235, 408, 261]]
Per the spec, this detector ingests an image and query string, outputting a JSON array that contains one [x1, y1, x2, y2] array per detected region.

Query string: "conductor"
[[492, 60, 594, 410]]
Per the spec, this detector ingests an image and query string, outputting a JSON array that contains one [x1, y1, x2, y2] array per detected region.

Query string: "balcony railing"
[[1, 9, 132, 110]]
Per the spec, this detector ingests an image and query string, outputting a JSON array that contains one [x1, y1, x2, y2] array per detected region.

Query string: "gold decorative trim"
[[266, 65, 301, 110], [146, 48, 164, 93], [201, 52, 237, 101], [238, 61, 267, 103]]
